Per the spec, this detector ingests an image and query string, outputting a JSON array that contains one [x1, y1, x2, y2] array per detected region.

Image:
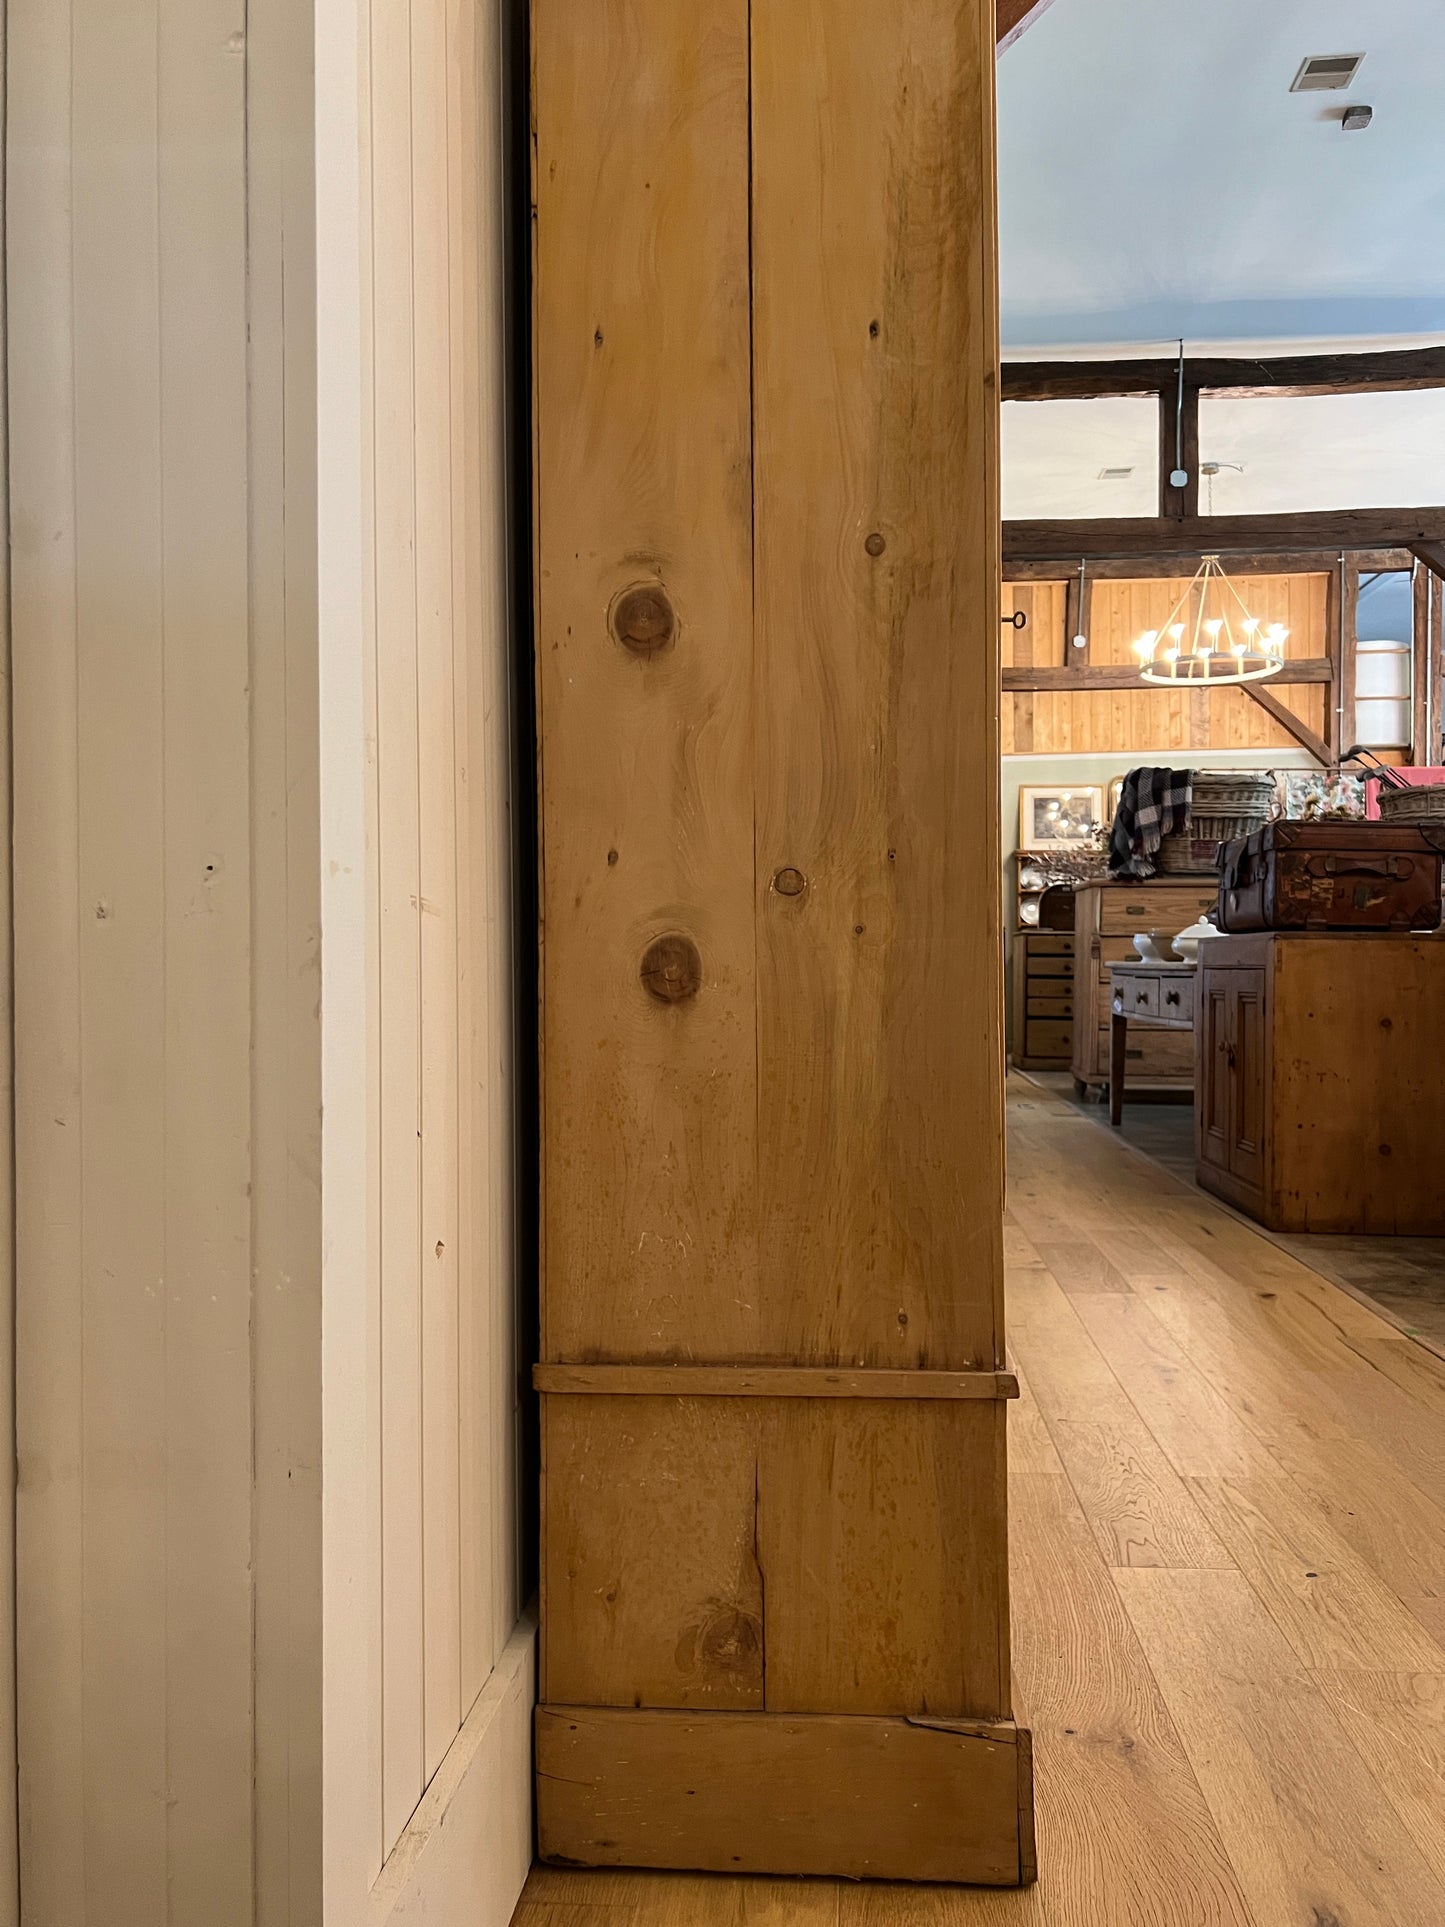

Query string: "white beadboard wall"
[[7, 0, 532, 1917], [317, 0, 534, 1917]]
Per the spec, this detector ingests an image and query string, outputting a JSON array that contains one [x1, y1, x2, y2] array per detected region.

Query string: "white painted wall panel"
[[9, 0, 529, 1914], [319, 0, 532, 1918]]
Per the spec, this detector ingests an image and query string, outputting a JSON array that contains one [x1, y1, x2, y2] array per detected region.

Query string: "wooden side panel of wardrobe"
[[532, 0, 1028, 1884], [752, 0, 1004, 1371], [533, 0, 758, 1366]]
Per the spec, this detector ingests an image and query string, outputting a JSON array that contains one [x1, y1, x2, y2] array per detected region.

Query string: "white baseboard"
[[367, 1612, 537, 1927]]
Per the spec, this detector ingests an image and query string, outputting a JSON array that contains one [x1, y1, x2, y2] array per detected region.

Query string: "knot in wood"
[[773, 866, 807, 897], [864, 531, 886, 557], [611, 583, 676, 657], [640, 933, 702, 1004]]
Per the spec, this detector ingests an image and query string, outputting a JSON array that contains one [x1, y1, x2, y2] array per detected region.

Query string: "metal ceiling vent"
[[1290, 52, 1366, 92]]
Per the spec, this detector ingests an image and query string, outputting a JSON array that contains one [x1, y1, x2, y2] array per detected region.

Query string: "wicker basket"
[[1190, 771, 1278, 814], [1187, 810, 1272, 843], [1156, 832, 1223, 875], [1376, 783, 1445, 826]]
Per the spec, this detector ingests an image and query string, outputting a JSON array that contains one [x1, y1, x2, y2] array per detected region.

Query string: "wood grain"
[[752, 0, 1003, 1369], [1002, 574, 1328, 757], [534, 0, 758, 1365], [534, 1365, 1017, 1400], [537, 1707, 1030, 1885], [1003, 346, 1445, 402], [1117, 1567, 1445, 1926], [532, 0, 1020, 1881], [1311, 1669, 1445, 1886], [543, 1394, 1009, 1720], [1005, 507, 1445, 563]]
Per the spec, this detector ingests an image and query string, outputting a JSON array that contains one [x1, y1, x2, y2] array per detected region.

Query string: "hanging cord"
[[1072, 558, 1088, 649]]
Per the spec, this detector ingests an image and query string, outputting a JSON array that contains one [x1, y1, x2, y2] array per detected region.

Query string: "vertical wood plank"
[[317, 0, 389, 1894], [247, 0, 325, 1904], [9, 0, 86, 1910], [448, 0, 498, 1712], [753, 0, 1002, 1368], [157, 0, 254, 1915], [372, 0, 427, 1849], [534, 0, 757, 1364], [71, 0, 170, 1910], [412, 0, 464, 1783], [0, 0, 16, 1904], [475, 0, 521, 1675]]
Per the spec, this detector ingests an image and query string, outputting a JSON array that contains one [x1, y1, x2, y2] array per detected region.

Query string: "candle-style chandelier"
[[1134, 554, 1288, 686]]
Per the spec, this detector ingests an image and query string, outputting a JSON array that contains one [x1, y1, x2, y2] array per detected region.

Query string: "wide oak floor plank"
[[1117, 1567, 1445, 1927], [1309, 1669, 1445, 1888]]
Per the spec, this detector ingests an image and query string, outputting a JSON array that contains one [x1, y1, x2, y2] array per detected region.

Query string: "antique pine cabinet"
[[1196, 932, 1445, 1233], [529, 0, 1033, 1886]]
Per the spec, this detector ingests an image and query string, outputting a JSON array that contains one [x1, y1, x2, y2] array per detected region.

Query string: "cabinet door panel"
[[1199, 979, 1232, 1171], [1229, 974, 1267, 1189]]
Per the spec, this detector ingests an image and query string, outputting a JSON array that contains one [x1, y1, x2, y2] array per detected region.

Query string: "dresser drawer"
[[1024, 1019, 1073, 1061], [1120, 973, 1160, 1016], [1098, 1023, 1196, 1079], [1028, 991, 1073, 1017], [1097, 884, 1219, 937], [1158, 974, 1195, 1023], [1028, 955, 1073, 979]]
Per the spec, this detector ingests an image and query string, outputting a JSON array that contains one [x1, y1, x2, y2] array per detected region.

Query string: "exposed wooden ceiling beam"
[[1408, 540, 1445, 585], [1002, 346, 1445, 402], [1004, 549, 1414, 582], [1003, 509, 1445, 565], [1004, 660, 1333, 693], [997, 0, 1057, 51]]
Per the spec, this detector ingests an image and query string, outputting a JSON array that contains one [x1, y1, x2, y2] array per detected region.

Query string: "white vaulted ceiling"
[[997, 0, 1445, 353]]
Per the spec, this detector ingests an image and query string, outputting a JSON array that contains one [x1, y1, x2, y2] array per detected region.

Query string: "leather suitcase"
[[1216, 821, 1445, 933]]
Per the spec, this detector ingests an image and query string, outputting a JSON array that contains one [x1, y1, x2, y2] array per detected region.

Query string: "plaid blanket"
[[1109, 767, 1192, 878]]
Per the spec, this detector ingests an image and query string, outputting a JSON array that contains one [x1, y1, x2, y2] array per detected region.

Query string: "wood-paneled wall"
[[1002, 576, 1329, 756]]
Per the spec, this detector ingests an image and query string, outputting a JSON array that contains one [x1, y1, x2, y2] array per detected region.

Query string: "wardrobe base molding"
[[536, 1705, 1036, 1886]]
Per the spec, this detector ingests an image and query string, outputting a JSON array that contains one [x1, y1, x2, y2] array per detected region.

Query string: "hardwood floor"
[[1056, 1077, 1445, 1351], [511, 1075, 1445, 1926]]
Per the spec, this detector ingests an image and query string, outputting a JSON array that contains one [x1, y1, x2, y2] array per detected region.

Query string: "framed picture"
[[1018, 784, 1104, 850]]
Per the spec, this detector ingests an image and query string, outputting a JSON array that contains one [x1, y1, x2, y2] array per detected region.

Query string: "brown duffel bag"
[[1215, 820, 1445, 933]]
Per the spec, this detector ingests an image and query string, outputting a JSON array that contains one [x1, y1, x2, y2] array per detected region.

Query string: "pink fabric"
[[1364, 766, 1445, 818]]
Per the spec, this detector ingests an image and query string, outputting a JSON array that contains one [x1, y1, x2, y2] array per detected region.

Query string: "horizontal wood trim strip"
[[1003, 658, 1332, 692], [1002, 347, 1445, 401], [536, 1704, 1033, 1885], [1003, 510, 1445, 565], [534, 1363, 1019, 1400]]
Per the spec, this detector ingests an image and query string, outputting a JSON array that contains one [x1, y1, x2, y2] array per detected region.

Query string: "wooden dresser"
[[1012, 932, 1075, 1069], [1071, 878, 1220, 1097], [1196, 932, 1445, 1233]]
